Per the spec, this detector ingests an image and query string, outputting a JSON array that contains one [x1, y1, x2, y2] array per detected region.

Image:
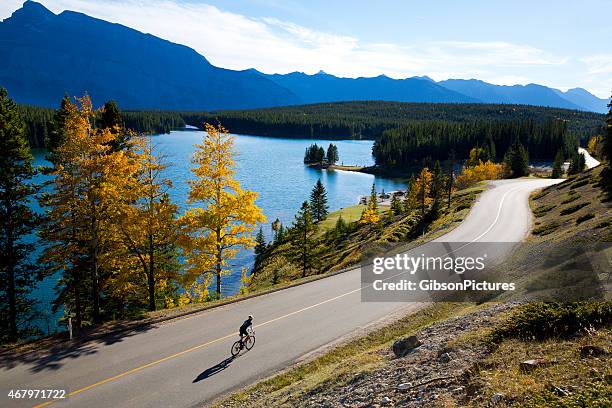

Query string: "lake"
[[30, 131, 406, 332]]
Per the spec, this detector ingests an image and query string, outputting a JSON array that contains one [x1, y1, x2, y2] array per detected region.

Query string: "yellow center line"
[[31, 286, 364, 408]]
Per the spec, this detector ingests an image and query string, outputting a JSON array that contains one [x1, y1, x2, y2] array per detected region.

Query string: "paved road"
[[0, 178, 562, 408], [578, 147, 600, 169]]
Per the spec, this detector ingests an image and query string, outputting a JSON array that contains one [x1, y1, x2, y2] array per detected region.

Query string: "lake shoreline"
[[306, 162, 413, 179]]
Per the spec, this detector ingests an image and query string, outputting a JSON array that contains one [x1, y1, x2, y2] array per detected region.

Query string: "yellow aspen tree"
[[179, 123, 266, 299], [407, 167, 433, 215], [114, 136, 178, 311], [359, 183, 380, 224], [455, 161, 504, 189], [359, 207, 380, 224], [40, 96, 138, 324]]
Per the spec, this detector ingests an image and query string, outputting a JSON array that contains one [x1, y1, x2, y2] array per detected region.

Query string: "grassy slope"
[[500, 165, 612, 302], [215, 169, 612, 407], [249, 183, 486, 291]]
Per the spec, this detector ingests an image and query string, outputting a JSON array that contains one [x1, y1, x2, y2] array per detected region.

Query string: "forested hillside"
[[188, 101, 603, 140], [373, 118, 575, 167], [19, 101, 603, 151], [18, 104, 185, 147]]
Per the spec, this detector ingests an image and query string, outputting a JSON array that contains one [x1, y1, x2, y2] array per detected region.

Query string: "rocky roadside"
[[301, 302, 519, 408]]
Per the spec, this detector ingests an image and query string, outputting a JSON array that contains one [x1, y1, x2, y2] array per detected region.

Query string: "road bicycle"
[[231, 328, 255, 356]]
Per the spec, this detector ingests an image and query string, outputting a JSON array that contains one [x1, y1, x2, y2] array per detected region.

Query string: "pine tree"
[[179, 123, 266, 298], [504, 141, 530, 178], [304, 143, 327, 164], [390, 194, 403, 216], [605, 97, 612, 162], [277, 224, 285, 243], [326, 143, 339, 165], [318, 146, 325, 163], [403, 176, 415, 213], [604, 97, 612, 190], [568, 152, 586, 175], [310, 179, 329, 222], [47, 95, 71, 162], [0, 88, 38, 342], [271, 218, 281, 242], [334, 215, 347, 235], [431, 160, 445, 204], [552, 150, 564, 178], [254, 227, 266, 267], [488, 139, 497, 161], [369, 183, 378, 213], [99, 100, 129, 152], [446, 151, 456, 209], [290, 201, 317, 277]]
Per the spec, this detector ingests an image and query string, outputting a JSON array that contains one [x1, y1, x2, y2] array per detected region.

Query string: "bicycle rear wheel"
[[231, 341, 242, 357], [245, 335, 255, 350]]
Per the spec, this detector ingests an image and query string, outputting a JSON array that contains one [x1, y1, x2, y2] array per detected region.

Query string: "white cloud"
[[1, 0, 610, 98], [581, 55, 612, 76]]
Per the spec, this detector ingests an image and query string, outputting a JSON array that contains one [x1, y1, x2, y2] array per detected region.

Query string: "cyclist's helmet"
[[248, 315, 253, 320]]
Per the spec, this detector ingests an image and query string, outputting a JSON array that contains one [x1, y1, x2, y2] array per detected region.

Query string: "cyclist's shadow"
[[193, 355, 236, 383]]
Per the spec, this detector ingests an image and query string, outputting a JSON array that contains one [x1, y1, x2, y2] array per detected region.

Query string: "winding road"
[[0, 178, 562, 408]]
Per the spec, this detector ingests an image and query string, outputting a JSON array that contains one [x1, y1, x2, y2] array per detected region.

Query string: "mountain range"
[[1, 1, 609, 113]]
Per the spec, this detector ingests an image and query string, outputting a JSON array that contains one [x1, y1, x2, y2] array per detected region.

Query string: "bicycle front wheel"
[[245, 335, 256, 350], [231, 341, 242, 357]]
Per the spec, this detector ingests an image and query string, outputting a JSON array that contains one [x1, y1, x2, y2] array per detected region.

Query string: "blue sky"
[[2, 0, 611, 97]]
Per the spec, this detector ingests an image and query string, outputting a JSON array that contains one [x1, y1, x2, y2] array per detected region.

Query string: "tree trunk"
[[91, 205, 100, 324], [148, 232, 155, 311], [447, 170, 453, 209], [7, 251, 17, 343], [74, 276, 82, 335], [4, 187, 18, 342], [216, 226, 222, 298], [92, 257, 100, 323], [302, 227, 307, 278]]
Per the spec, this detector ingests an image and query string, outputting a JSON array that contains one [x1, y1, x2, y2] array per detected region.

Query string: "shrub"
[[576, 213, 595, 224], [560, 202, 589, 215], [533, 204, 556, 217], [525, 383, 612, 408], [595, 220, 611, 229], [533, 222, 559, 235], [570, 179, 590, 189], [561, 193, 580, 204], [492, 302, 612, 342], [532, 189, 550, 200]]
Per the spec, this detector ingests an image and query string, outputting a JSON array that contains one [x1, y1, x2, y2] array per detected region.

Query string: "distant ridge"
[[0, 1, 299, 110], [0, 1, 608, 113]]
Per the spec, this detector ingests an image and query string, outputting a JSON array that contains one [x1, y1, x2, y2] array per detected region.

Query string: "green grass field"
[[316, 204, 389, 234]]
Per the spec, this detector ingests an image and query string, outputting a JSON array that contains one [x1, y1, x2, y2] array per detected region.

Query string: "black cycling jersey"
[[239, 319, 252, 335]]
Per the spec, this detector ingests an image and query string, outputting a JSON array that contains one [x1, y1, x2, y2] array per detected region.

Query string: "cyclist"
[[239, 315, 254, 344]]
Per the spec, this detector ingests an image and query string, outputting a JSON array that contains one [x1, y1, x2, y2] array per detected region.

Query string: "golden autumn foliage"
[[407, 167, 433, 215], [359, 207, 380, 224], [39, 96, 272, 323], [179, 123, 266, 299], [587, 135, 602, 158], [39, 96, 140, 324], [359, 184, 380, 224], [455, 160, 504, 190], [113, 136, 179, 311], [466, 147, 489, 167]]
